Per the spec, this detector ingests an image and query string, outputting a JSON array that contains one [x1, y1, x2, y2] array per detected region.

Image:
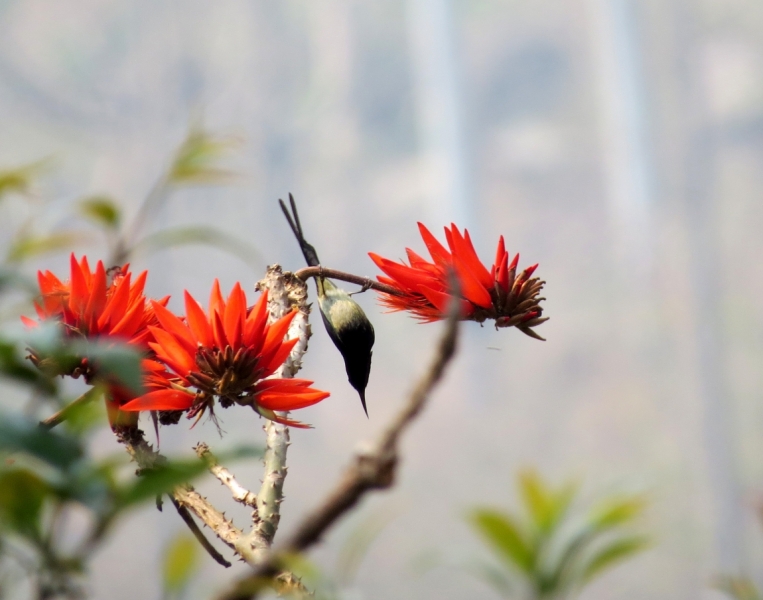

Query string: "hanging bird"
[[279, 194, 375, 416]]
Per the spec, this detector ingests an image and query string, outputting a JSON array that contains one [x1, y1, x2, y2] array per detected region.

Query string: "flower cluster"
[[369, 223, 547, 339], [23, 255, 329, 429]]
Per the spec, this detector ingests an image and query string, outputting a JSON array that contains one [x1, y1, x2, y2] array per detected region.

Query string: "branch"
[[39, 388, 100, 430], [293, 266, 404, 297], [196, 443, 258, 508], [235, 265, 311, 563], [116, 427, 246, 562], [218, 276, 461, 599], [171, 497, 232, 568]]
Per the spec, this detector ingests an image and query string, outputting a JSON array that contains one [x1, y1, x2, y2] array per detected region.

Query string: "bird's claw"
[[349, 279, 373, 296]]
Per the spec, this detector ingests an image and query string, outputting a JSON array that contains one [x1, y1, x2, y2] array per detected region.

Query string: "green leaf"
[[715, 575, 763, 600], [118, 445, 261, 509], [0, 267, 37, 295], [0, 338, 58, 396], [75, 342, 145, 396], [467, 561, 514, 598], [163, 532, 199, 594], [79, 197, 121, 229], [131, 225, 261, 269], [468, 508, 534, 574], [589, 496, 646, 530], [0, 415, 83, 470], [60, 388, 106, 435], [0, 469, 49, 535], [169, 128, 240, 185], [6, 232, 89, 263], [117, 460, 209, 508], [580, 535, 650, 584], [518, 470, 575, 534], [0, 159, 50, 200]]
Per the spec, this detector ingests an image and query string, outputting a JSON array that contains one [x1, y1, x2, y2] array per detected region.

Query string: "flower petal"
[[184, 291, 214, 347], [223, 282, 245, 350], [148, 326, 197, 376], [448, 225, 493, 289], [152, 301, 196, 354], [121, 389, 195, 411], [243, 290, 269, 351], [417, 223, 452, 267]]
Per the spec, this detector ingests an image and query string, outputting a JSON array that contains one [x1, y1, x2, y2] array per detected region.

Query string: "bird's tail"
[[279, 194, 321, 267]]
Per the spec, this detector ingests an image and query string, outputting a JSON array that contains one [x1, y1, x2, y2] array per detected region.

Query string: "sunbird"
[[279, 195, 375, 416]]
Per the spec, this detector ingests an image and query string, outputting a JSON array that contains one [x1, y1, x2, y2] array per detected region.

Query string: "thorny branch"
[[218, 274, 462, 600], [196, 443, 258, 507]]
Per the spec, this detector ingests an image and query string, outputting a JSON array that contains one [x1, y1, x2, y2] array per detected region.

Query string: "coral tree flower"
[[22, 253, 164, 428], [369, 223, 548, 339], [119, 280, 329, 428], [24, 254, 161, 348]]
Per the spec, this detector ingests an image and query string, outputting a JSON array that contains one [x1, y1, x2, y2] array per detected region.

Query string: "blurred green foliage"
[[163, 532, 200, 599], [0, 159, 49, 201], [716, 575, 763, 600], [466, 469, 650, 599]]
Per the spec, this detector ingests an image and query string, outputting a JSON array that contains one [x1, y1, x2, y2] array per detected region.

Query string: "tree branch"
[[293, 266, 404, 297], [217, 275, 461, 600], [196, 443, 258, 508], [234, 265, 311, 563], [170, 497, 232, 568]]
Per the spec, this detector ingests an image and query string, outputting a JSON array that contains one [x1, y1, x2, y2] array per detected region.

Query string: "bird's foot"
[[349, 278, 373, 296]]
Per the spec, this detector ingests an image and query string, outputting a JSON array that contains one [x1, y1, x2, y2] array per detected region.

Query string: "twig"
[[196, 443, 258, 507], [218, 274, 461, 600], [112, 175, 169, 265], [293, 266, 404, 297], [170, 497, 232, 568], [39, 388, 100, 430]]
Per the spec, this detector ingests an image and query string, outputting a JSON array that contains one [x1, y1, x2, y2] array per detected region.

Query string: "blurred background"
[[1, 0, 763, 598]]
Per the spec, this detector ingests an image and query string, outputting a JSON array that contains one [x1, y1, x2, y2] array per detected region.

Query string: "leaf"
[[518, 470, 575, 534], [6, 232, 89, 263], [580, 535, 650, 584], [169, 128, 240, 185], [117, 459, 209, 508], [79, 197, 121, 229], [60, 388, 106, 435], [715, 575, 763, 600], [75, 342, 145, 396], [0, 414, 83, 470], [118, 444, 260, 509], [0, 267, 37, 295], [0, 469, 49, 535], [163, 532, 199, 594], [589, 496, 647, 530], [131, 225, 261, 269], [0, 338, 58, 396], [466, 561, 515, 598], [468, 508, 534, 574], [0, 159, 50, 200]]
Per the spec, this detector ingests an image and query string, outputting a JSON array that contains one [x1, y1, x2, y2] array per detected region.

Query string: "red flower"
[[120, 280, 329, 428], [369, 223, 548, 339], [23, 253, 163, 348], [22, 253, 165, 428]]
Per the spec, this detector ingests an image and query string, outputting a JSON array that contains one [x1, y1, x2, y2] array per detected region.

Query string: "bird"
[[279, 194, 375, 416]]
